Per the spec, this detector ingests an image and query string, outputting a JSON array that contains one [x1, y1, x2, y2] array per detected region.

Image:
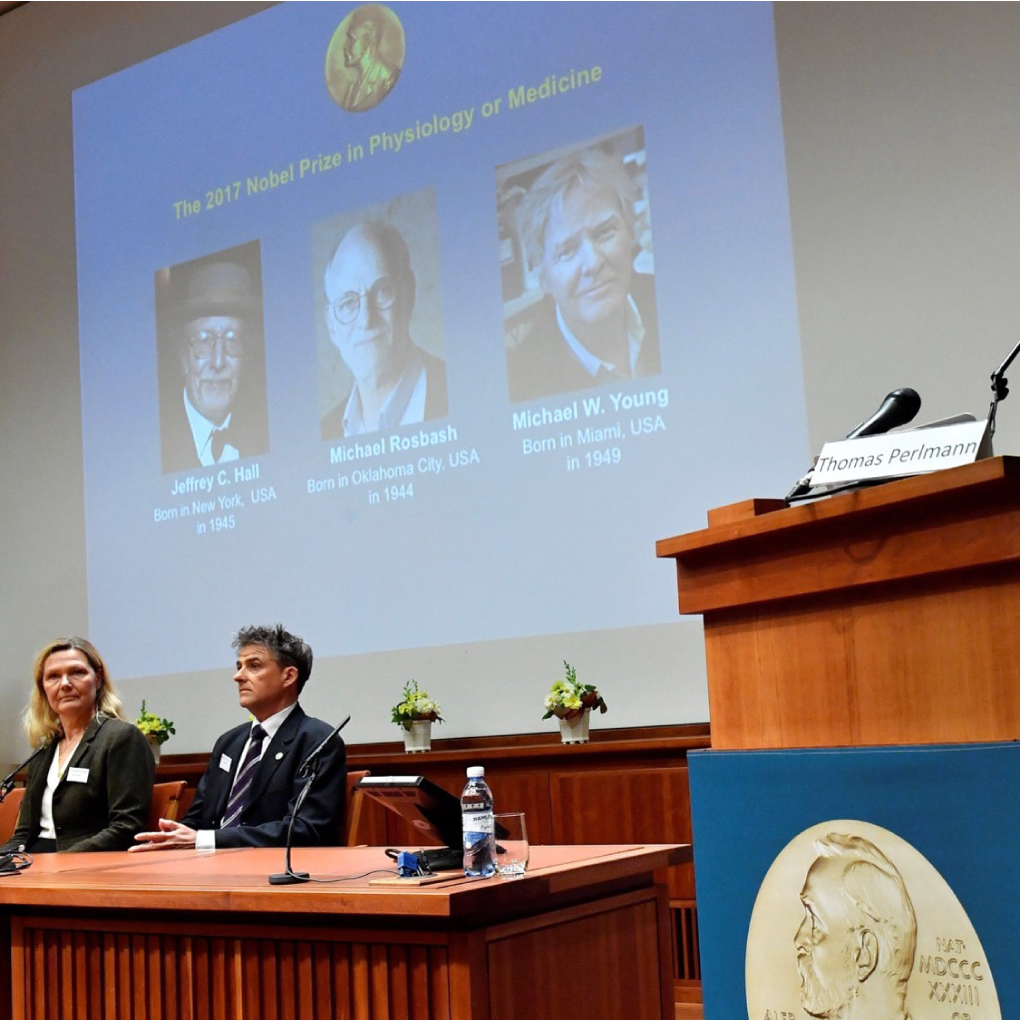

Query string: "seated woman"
[[1, 637, 155, 853]]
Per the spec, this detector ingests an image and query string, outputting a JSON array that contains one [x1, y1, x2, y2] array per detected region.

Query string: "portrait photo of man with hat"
[[156, 241, 270, 474]]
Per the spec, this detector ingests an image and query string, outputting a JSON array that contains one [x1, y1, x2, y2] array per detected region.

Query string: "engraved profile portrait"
[[794, 834, 916, 1018], [325, 4, 405, 113], [744, 820, 1001, 1020]]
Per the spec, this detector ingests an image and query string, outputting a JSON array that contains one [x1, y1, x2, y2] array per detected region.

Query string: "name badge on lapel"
[[219, 754, 232, 772], [67, 767, 89, 784]]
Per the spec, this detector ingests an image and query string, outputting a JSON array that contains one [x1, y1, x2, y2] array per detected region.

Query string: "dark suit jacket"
[[181, 704, 346, 849], [320, 345, 449, 441], [161, 389, 270, 475], [505, 272, 661, 403], [1, 715, 155, 853]]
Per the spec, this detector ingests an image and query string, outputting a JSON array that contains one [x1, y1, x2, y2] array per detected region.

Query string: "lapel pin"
[[275, 752, 284, 760]]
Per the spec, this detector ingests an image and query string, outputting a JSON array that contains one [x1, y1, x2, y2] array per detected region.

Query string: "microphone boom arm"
[[0, 746, 46, 802], [988, 336, 1020, 437]]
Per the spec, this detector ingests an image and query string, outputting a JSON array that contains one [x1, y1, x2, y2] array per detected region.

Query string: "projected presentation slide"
[[73, 2, 808, 680]]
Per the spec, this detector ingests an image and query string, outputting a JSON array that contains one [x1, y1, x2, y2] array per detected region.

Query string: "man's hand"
[[129, 818, 199, 852]]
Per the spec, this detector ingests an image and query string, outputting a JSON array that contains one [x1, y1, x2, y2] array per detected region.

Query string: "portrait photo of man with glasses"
[[317, 195, 448, 441], [156, 241, 270, 474]]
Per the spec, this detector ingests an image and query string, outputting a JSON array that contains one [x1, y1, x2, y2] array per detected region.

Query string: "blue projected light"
[[72, 3, 808, 679]]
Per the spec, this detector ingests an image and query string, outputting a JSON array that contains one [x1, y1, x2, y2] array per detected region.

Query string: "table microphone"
[[269, 715, 351, 885]]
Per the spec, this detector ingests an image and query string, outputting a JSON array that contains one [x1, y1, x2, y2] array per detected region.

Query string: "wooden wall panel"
[[336, 729, 704, 856], [471, 771, 553, 843], [550, 767, 692, 845], [550, 767, 694, 900]]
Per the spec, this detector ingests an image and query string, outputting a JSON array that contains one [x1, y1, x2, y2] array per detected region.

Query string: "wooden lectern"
[[656, 456, 1020, 750]]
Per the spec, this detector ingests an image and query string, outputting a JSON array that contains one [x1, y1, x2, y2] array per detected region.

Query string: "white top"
[[38, 738, 79, 841]]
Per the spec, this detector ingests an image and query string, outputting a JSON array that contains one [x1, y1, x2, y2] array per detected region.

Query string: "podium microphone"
[[269, 715, 351, 885], [785, 387, 922, 502], [845, 387, 921, 439]]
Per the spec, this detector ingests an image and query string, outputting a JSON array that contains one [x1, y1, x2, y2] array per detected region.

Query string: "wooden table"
[[0, 843, 688, 1020], [160, 727, 710, 1005]]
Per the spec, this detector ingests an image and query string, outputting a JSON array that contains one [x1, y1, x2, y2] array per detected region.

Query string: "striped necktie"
[[221, 724, 266, 828]]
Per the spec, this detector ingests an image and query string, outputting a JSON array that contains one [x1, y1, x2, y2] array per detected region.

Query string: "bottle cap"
[[466, 766, 485, 778]]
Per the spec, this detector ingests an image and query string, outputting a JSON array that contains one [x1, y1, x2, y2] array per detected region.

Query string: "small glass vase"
[[558, 709, 590, 744], [402, 719, 432, 753], [146, 735, 162, 764]]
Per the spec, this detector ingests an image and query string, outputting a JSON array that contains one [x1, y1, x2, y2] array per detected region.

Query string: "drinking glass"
[[494, 812, 529, 877]]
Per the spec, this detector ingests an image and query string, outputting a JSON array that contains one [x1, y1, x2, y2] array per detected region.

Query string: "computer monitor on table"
[[356, 775, 463, 868]]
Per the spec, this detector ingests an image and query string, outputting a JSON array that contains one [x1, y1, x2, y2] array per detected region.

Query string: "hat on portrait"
[[181, 262, 259, 322]]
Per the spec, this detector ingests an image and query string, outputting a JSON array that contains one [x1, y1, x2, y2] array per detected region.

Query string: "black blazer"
[[1, 715, 155, 853], [180, 704, 347, 849]]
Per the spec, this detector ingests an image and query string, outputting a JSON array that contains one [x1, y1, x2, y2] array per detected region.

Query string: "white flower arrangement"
[[542, 661, 608, 720], [135, 700, 176, 745], [391, 680, 444, 731]]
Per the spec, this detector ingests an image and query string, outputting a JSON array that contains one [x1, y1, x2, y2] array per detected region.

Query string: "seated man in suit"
[[505, 146, 661, 403], [320, 220, 448, 440], [131, 625, 346, 851], [161, 259, 270, 473]]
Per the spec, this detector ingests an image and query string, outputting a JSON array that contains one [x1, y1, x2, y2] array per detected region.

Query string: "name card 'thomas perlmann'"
[[811, 419, 991, 487]]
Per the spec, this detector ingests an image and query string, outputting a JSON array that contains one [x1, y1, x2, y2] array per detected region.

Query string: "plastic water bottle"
[[461, 765, 496, 877]]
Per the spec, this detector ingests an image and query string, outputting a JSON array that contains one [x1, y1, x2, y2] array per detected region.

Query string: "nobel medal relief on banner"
[[745, 819, 1000, 1020]]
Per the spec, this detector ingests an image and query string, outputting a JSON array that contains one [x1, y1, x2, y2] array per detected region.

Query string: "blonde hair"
[[24, 637, 124, 748]]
